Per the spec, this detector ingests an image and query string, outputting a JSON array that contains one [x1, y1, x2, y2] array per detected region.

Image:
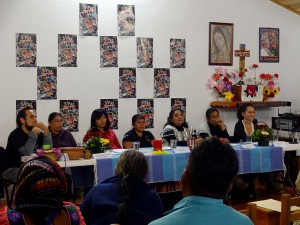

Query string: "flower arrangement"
[[207, 67, 235, 100], [85, 136, 111, 153], [252, 128, 273, 142], [259, 73, 280, 97]]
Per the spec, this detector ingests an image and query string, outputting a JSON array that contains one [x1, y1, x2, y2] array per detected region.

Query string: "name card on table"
[[273, 141, 287, 147], [172, 147, 190, 153], [93, 152, 113, 159]]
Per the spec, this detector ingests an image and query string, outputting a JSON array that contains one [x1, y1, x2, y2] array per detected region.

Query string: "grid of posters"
[[79, 3, 98, 36], [16, 33, 37, 67], [60, 100, 79, 132], [119, 68, 136, 98], [170, 39, 186, 68], [100, 36, 118, 67], [171, 98, 186, 113], [118, 5, 135, 36], [16, 100, 36, 116], [100, 99, 118, 129], [37, 67, 57, 100], [154, 68, 170, 98], [58, 34, 77, 67], [137, 99, 154, 128], [137, 37, 153, 68]]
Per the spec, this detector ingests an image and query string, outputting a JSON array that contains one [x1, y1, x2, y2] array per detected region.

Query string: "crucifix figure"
[[235, 44, 250, 75]]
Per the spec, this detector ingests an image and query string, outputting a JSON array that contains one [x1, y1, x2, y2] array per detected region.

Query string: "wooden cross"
[[235, 44, 250, 75]]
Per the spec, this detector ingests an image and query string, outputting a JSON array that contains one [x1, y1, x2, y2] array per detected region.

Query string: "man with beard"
[[1, 107, 52, 183]]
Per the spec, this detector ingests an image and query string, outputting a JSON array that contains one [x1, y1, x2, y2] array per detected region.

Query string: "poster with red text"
[[137, 37, 153, 68], [117, 4, 135, 36], [171, 98, 186, 113], [58, 34, 77, 67], [60, 100, 79, 132], [137, 99, 154, 128], [16, 100, 36, 116], [170, 38, 186, 68], [16, 33, 37, 67], [100, 99, 118, 129], [100, 36, 118, 67], [154, 68, 170, 98], [79, 3, 98, 36], [119, 68, 136, 98], [37, 67, 57, 100]]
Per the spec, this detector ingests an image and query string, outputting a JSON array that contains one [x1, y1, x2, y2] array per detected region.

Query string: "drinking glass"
[[170, 139, 177, 149], [246, 135, 252, 143], [132, 141, 140, 150]]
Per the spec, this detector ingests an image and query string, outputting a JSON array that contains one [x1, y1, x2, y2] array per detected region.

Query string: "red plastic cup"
[[153, 139, 162, 151]]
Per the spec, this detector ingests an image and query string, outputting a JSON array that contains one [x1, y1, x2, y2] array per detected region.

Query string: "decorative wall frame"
[[259, 27, 279, 63]]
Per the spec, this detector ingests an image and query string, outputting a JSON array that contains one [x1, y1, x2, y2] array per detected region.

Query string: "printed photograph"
[[171, 98, 186, 113], [170, 38, 186, 68], [117, 4, 135, 36], [259, 27, 279, 63], [60, 100, 79, 132], [79, 3, 98, 36], [37, 67, 57, 100], [100, 36, 118, 67], [16, 100, 36, 116], [119, 68, 136, 98], [154, 68, 170, 98], [101, 99, 118, 129], [137, 37, 153, 68], [16, 33, 37, 67], [58, 34, 77, 67], [137, 99, 154, 128]]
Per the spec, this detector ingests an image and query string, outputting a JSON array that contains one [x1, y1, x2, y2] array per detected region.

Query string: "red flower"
[[260, 73, 266, 79], [252, 64, 259, 69], [274, 73, 279, 79], [239, 72, 244, 78], [213, 73, 220, 80], [223, 77, 229, 83], [265, 73, 272, 80]]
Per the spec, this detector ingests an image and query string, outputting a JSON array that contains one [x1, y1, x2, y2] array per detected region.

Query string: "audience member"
[[0, 156, 85, 225], [83, 108, 121, 149], [198, 108, 230, 139], [122, 114, 155, 148], [81, 150, 163, 225], [1, 107, 52, 183], [149, 137, 253, 225], [161, 108, 202, 146]]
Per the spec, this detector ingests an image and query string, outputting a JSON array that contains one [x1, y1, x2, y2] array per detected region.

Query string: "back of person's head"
[[165, 108, 188, 128], [48, 112, 62, 122], [90, 108, 111, 131], [115, 150, 148, 224], [16, 106, 32, 127], [131, 114, 145, 125], [236, 104, 254, 120], [15, 156, 67, 224], [186, 137, 238, 198], [205, 107, 219, 120]]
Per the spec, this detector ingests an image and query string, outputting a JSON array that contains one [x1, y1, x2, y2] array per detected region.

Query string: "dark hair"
[[90, 108, 110, 131], [186, 137, 238, 198], [236, 104, 254, 120], [16, 106, 33, 128], [131, 114, 145, 125], [164, 108, 188, 128], [48, 112, 62, 122], [115, 150, 148, 224], [205, 108, 219, 120]]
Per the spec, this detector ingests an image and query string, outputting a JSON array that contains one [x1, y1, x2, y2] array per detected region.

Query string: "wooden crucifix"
[[235, 44, 250, 75]]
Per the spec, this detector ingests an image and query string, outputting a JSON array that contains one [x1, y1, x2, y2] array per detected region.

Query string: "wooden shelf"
[[210, 101, 291, 108]]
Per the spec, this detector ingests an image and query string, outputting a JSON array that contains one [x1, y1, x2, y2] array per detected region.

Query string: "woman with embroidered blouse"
[[161, 108, 203, 146]]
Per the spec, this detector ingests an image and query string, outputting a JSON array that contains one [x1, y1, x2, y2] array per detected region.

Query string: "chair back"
[[280, 194, 300, 225], [158, 190, 183, 212], [239, 202, 257, 225]]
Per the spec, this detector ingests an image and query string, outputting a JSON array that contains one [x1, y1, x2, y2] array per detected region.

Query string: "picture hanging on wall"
[[209, 22, 233, 66], [170, 39, 186, 68], [171, 98, 186, 113], [60, 100, 79, 132], [58, 34, 77, 67], [16, 33, 37, 67], [117, 4, 135, 36], [137, 37, 153, 68], [79, 3, 98, 36], [119, 68, 136, 98], [154, 68, 170, 98], [100, 36, 118, 67], [137, 99, 154, 128], [100, 99, 118, 130], [16, 100, 36, 116], [37, 67, 57, 100], [259, 27, 279, 63]]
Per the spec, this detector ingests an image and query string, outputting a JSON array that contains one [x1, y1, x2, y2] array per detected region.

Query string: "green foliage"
[[252, 128, 273, 142], [84, 136, 111, 154]]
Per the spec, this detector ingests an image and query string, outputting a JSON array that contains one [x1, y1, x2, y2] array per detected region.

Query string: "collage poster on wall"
[[100, 99, 118, 130], [16, 33, 37, 67], [171, 98, 186, 113], [259, 27, 279, 63], [117, 4, 135, 36], [37, 67, 57, 100], [137, 99, 154, 128], [119, 68, 136, 98], [58, 34, 77, 67], [137, 37, 153, 68], [170, 39, 186, 68], [154, 68, 170, 98], [79, 3, 98, 36], [60, 100, 79, 132], [16, 100, 36, 116], [100, 36, 118, 67]]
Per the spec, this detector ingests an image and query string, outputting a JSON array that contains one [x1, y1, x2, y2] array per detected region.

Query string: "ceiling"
[[271, 0, 300, 15]]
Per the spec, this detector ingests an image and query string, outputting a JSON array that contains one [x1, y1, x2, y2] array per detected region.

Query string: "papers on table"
[[273, 141, 287, 147], [252, 199, 300, 212], [172, 147, 190, 153], [241, 143, 256, 149], [93, 152, 113, 159]]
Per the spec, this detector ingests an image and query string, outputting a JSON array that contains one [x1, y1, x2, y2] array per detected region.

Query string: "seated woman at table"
[[198, 108, 230, 140], [83, 108, 121, 149], [122, 114, 155, 149], [0, 156, 85, 225], [161, 108, 203, 146], [81, 150, 163, 225]]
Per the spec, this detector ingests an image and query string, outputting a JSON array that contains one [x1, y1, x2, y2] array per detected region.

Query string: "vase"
[[258, 138, 269, 146], [83, 149, 92, 159], [232, 85, 242, 102]]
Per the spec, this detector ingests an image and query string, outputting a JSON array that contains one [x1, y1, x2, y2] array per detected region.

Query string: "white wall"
[[0, 0, 300, 147]]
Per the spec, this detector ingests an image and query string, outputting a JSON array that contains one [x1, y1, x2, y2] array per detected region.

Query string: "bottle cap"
[[43, 144, 50, 150]]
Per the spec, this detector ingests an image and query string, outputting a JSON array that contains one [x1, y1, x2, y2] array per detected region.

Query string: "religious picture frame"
[[209, 22, 234, 66], [259, 27, 279, 63]]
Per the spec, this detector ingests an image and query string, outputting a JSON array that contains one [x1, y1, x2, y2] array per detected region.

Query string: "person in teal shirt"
[[149, 137, 254, 225]]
